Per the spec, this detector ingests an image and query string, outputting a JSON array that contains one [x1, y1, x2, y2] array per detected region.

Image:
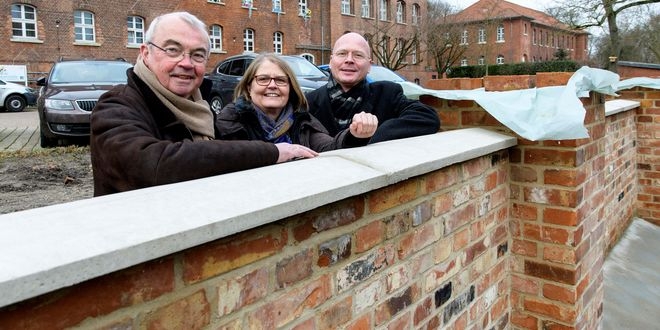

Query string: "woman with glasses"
[[216, 53, 378, 151]]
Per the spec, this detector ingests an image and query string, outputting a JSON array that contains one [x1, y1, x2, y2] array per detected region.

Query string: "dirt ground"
[[0, 146, 93, 215]]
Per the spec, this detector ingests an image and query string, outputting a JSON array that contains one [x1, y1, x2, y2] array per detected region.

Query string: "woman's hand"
[[275, 143, 319, 163], [349, 111, 378, 138]]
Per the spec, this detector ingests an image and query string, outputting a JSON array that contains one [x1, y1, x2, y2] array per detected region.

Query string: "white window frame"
[[460, 30, 468, 45], [361, 0, 371, 18], [298, 0, 308, 16], [11, 4, 37, 39], [478, 56, 485, 65], [478, 27, 486, 44], [127, 16, 144, 46], [341, 0, 351, 14], [411, 4, 419, 25], [379, 0, 388, 21], [460, 58, 468, 66], [272, 0, 282, 12], [74, 10, 96, 43], [210, 25, 223, 52], [243, 28, 255, 52], [395, 1, 404, 23], [301, 53, 315, 64], [496, 25, 504, 42], [411, 45, 417, 64], [496, 55, 504, 64], [273, 31, 283, 54], [396, 38, 404, 62]]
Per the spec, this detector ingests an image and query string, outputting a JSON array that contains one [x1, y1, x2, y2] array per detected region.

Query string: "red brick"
[[426, 166, 460, 193], [144, 290, 210, 330], [183, 225, 287, 283], [217, 267, 269, 316], [293, 197, 364, 242], [523, 186, 581, 208], [512, 239, 538, 257], [524, 260, 578, 285], [484, 75, 534, 91], [277, 249, 314, 288], [345, 314, 371, 330], [355, 220, 386, 253], [543, 245, 576, 265], [511, 165, 538, 183], [511, 274, 539, 294], [368, 180, 419, 213], [511, 311, 538, 329], [543, 283, 576, 304], [524, 148, 583, 167], [0, 258, 174, 330], [543, 208, 579, 226], [318, 297, 352, 329], [536, 72, 573, 87], [544, 168, 587, 187], [511, 203, 538, 221], [523, 297, 577, 323], [414, 297, 434, 326]]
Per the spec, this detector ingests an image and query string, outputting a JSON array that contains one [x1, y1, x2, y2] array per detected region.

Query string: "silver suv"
[[36, 59, 132, 147], [0, 79, 36, 112]]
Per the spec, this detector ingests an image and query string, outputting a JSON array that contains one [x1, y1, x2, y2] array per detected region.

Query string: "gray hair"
[[144, 12, 210, 52]]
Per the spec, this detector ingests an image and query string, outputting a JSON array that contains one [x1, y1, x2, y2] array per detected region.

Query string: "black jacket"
[[216, 98, 367, 152], [306, 80, 440, 145], [90, 69, 279, 196]]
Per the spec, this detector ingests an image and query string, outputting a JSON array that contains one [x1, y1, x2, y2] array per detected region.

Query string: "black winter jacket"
[[216, 98, 368, 152], [306, 80, 440, 146]]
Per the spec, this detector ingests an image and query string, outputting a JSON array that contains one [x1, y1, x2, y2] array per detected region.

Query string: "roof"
[[452, 0, 582, 32]]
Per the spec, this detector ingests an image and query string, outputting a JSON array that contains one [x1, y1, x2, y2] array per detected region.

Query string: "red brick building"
[[450, 0, 589, 67], [2, 0, 428, 86]]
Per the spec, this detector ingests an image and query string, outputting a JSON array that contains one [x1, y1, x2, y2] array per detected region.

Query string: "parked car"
[[37, 58, 133, 147], [318, 64, 424, 99], [205, 53, 328, 114], [0, 79, 37, 112]]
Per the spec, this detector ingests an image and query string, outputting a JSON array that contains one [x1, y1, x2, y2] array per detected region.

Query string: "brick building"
[[450, 0, 589, 67], [2, 0, 429, 86]]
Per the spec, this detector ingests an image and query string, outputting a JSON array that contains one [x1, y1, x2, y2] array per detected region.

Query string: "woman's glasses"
[[254, 75, 289, 86]]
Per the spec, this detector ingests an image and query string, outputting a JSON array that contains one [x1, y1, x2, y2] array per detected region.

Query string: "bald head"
[[329, 32, 372, 91]]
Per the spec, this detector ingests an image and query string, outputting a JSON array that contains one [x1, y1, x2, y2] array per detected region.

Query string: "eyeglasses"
[[253, 75, 289, 86], [332, 50, 369, 61], [147, 42, 208, 64]]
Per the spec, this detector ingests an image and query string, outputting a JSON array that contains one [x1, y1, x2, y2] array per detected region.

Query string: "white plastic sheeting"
[[404, 66, 660, 141]]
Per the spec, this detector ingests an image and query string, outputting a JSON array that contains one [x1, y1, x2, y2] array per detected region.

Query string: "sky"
[[446, 0, 559, 12]]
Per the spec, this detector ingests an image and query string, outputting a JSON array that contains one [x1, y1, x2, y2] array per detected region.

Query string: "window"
[[478, 56, 485, 65], [361, 0, 371, 17], [411, 4, 420, 25], [243, 28, 254, 52], [11, 4, 37, 39], [210, 25, 223, 51], [379, 0, 389, 21], [396, 38, 404, 62], [460, 58, 468, 66], [272, 0, 282, 13], [273, 31, 283, 54], [395, 1, 405, 23], [74, 11, 96, 43], [496, 55, 504, 64], [496, 25, 504, 42], [298, 0, 308, 16], [532, 29, 536, 45], [524, 23, 527, 35], [411, 44, 417, 64], [301, 53, 315, 63], [478, 27, 486, 44], [127, 16, 144, 46], [460, 30, 468, 45], [341, 0, 351, 14]]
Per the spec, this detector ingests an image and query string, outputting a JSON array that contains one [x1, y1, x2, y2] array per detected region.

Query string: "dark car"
[[205, 53, 328, 114], [37, 59, 133, 147], [0, 79, 37, 112]]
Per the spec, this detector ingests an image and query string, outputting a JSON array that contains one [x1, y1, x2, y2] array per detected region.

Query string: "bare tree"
[[547, 0, 660, 71], [364, 23, 421, 71], [423, 1, 468, 76]]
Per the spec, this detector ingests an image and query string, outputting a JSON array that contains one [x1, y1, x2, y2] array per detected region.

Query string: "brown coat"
[[90, 69, 278, 196]]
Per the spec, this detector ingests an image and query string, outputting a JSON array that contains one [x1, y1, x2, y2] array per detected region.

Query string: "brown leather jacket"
[[90, 69, 278, 196]]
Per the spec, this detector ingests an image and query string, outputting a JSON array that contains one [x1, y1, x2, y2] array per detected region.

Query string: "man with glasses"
[[90, 12, 316, 196], [306, 32, 440, 146]]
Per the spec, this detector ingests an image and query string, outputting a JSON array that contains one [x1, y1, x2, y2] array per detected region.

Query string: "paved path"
[[0, 107, 42, 152]]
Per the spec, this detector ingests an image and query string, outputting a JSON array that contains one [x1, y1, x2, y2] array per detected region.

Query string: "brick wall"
[[0, 153, 511, 329]]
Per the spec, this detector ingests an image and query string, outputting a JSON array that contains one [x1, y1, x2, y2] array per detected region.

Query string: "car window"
[[283, 57, 326, 79], [50, 62, 132, 84], [217, 61, 231, 75], [368, 66, 406, 82], [228, 59, 247, 76]]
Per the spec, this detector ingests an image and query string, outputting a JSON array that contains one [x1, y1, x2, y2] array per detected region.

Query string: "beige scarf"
[[134, 57, 214, 140]]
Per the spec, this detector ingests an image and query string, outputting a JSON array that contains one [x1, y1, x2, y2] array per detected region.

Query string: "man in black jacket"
[[306, 32, 440, 145]]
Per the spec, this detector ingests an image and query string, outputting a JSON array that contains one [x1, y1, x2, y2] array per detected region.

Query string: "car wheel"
[[210, 95, 224, 115], [40, 130, 58, 148], [4, 95, 26, 112]]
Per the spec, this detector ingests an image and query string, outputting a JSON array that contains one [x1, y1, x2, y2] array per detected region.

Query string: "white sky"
[[447, 0, 559, 12]]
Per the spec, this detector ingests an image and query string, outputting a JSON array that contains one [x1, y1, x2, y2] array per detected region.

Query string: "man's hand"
[[349, 111, 378, 138], [275, 143, 319, 163]]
